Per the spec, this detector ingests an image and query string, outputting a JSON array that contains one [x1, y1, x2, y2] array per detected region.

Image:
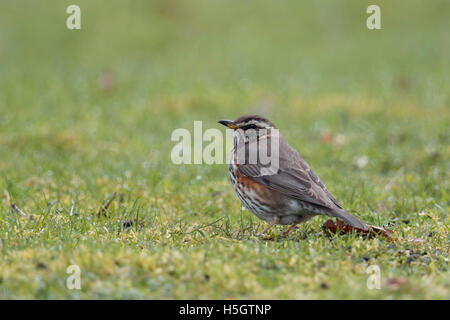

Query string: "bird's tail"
[[328, 208, 369, 231]]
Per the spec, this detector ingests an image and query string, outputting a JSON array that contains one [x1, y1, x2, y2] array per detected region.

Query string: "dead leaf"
[[320, 130, 333, 143], [385, 277, 409, 290], [322, 219, 394, 241]]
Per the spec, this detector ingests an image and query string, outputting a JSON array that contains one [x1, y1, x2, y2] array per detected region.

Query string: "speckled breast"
[[228, 154, 281, 222]]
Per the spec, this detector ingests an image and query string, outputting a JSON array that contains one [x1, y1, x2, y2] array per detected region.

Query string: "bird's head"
[[218, 114, 276, 132], [219, 115, 280, 172]]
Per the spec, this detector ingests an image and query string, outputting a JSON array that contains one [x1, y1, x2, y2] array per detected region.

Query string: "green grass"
[[0, 0, 448, 299]]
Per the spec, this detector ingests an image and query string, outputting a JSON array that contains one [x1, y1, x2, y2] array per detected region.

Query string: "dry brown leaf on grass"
[[322, 219, 394, 241], [385, 277, 412, 291]]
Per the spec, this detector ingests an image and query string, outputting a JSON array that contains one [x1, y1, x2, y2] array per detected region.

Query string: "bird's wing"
[[306, 165, 343, 209], [236, 134, 368, 230], [237, 135, 339, 209], [239, 165, 335, 209]]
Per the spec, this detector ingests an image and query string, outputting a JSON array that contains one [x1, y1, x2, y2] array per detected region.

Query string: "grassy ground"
[[0, 0, 448, 299]]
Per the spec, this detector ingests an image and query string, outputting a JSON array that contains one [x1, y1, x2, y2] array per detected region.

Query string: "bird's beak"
[[218, 120, 238, 129]]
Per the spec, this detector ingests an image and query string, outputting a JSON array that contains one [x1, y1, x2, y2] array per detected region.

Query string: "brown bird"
[[219, 115, 368, 235]]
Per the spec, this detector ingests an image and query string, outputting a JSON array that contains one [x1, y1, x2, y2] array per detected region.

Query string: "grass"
[[0, 0, 448, 299]]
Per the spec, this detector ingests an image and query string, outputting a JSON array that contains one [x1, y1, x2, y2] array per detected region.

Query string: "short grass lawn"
[[0, 0, 448, 299]]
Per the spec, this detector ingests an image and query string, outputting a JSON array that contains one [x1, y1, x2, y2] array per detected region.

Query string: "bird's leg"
[[257, 217, 280, 235], [284, 224, 298, 235]]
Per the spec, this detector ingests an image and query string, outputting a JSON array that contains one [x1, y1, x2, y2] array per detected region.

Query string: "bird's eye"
[[244, 124, 258, 130]]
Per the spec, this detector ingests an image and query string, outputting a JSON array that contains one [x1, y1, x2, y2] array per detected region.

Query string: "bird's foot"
[[284, 224, 298, 235]]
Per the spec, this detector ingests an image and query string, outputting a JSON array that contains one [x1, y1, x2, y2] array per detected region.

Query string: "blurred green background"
[[0, 0, 448, 299]]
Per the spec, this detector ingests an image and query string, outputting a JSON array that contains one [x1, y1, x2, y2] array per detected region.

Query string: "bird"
[[218, 114, 368, 235]]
